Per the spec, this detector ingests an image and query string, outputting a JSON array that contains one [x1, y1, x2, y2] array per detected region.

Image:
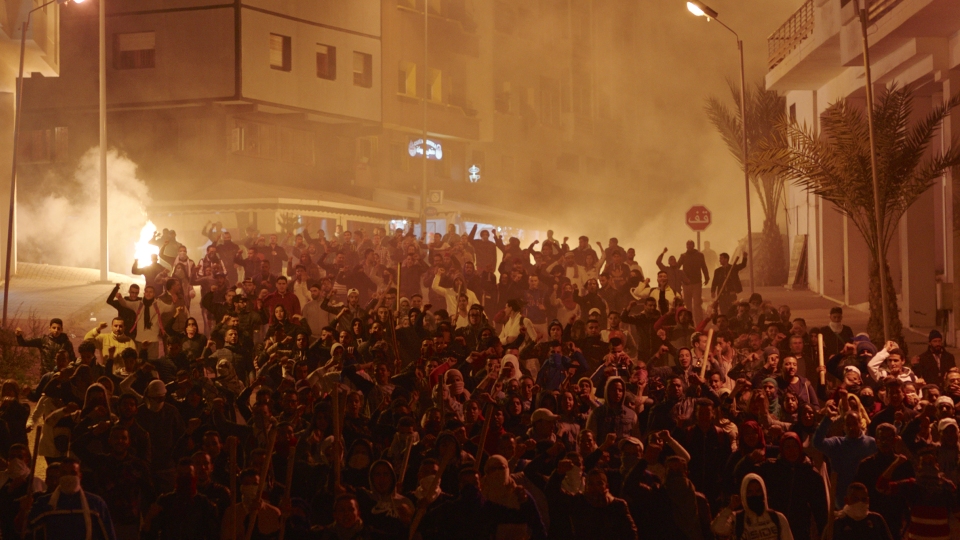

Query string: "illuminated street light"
[[685, 0, 755, 294], [4, 0, 85, 325], [686, 1, 718, 19]]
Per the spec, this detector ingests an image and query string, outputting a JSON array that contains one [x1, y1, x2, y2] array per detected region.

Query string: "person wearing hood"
[[341, 439, 374, 492], [832, 482, 894, 540], [137, 380, 185, 494], [356, 460, 412, 540], [547, 460, 637, 540], [26, 458, 117, 540], [755, 433, 828, 540], [878, 448, 960, 540], [479, 455, 547, 540], [585, 377, 638, 442], [712, 473, 792, 540], [912, 330, 956, 386], [215, 358, 245, 396], [404, 458, 452, 514]]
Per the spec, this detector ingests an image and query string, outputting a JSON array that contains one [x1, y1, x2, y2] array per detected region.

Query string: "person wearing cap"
[[912, 330, 956, 386], [527, 408, 559, 445], [321, 287, 367, 334]]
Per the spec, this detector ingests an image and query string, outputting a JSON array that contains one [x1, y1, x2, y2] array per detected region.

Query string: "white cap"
[[145, 380, 166, 398], [939, 418, 959, 433]]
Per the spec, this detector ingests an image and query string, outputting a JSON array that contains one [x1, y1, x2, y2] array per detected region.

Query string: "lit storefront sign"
[[468, 164, 481, 183], [408, 138, 443, 160]]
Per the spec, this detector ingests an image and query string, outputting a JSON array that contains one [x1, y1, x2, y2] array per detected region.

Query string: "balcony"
[[868, 0, 905, 22], [768, 0, 815, 70]]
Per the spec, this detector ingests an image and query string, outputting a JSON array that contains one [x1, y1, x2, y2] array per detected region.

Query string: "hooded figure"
[[357, 459, 413, 539], [479, 455, 547, 540], [501, 354, 522, 382], [585, 376, 638, 441], [341, 439, 374, 491], [712, 473, 792, 540], [215, 358, 245, 395]]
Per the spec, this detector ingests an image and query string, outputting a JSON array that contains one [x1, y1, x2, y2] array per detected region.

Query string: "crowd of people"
[[2, 221, 955, 540]]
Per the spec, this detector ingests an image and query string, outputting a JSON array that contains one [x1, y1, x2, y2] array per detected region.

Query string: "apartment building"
[[766, 0, 960, 339], [17, 0, 639, 249], [1, 0, 68, 274]]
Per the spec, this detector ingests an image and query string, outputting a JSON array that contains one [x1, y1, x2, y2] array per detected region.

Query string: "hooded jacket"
[[585, 377, 638, 441], [757, 433, 828, 540], [712, 473, 793, 540]]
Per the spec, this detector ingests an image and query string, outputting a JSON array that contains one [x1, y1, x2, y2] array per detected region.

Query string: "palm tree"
[[761, 84, 960, 342], [706, 83, 788, 286]]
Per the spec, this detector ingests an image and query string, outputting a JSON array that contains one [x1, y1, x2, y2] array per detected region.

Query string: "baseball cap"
[[530, 408, 559, 423]]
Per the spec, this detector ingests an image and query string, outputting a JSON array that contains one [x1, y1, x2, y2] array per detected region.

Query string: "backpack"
[[734, 509, 782, 540]]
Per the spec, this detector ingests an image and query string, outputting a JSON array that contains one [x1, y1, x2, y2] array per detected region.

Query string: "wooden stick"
[[277, 446, 296, 540], [473, 402, 495, 470], [818, 332, 826, 385], [396, 263, 402, 314], [245, 428, 278, 540], [331, 388, 342, 493], [229, 438, 238, 540], [396, 433, 415, 489], [700, 329, 715, 379], [18, 425, 42, 538]]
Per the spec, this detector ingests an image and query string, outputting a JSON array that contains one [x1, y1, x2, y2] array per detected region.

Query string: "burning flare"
[[134, 221, 159, 267]]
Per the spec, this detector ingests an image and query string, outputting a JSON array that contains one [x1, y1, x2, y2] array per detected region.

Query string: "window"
[[398, 61, 417, 96], [270, 34, 291, 72], [496, 82, 512, 114], [280, 127, 315, 165], [114, 32, 155, 70], [540, 77, 561, 126], [353, 51, 373, 88], [18, 127, 68, 163], [356, 137, 378, 164], [316, 44, 336, 80], [428, 68, 442, 102]]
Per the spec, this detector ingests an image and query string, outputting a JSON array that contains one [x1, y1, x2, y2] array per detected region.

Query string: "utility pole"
[[853, 0, 890, 341]]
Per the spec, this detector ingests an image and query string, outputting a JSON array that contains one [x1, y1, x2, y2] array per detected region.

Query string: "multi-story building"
[[17, 0, 640, 254], [766, 0, 960, 340], [1, 0, 68, 274]]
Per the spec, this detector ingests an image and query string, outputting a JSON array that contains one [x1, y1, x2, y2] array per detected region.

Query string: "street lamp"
[[3, 0, 85, 326], [686, 0, 755, 295]]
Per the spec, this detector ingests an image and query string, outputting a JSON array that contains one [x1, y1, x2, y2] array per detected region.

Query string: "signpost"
[[686, 205, 711, 249]]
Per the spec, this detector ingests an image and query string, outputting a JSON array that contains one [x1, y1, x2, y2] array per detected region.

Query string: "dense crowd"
[[2, 221, 954, 540]]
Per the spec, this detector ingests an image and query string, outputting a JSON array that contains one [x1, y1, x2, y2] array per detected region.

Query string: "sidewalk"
[[752, 285, 948, 355]]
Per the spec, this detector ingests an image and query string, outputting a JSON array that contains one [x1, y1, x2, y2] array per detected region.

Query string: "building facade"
[[1, 0, 67, 275], [18, 0, 640, 255], [766, 0, 960, 341]]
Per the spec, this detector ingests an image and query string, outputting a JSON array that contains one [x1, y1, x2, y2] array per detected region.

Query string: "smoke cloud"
[[17, 148, 151, 271]]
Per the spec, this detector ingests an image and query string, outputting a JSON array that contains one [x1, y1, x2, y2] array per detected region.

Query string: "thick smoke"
[[17, 148, 150, 271]]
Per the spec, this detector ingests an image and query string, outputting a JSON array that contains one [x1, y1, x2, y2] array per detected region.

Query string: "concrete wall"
[[240, 7, 381, 122]]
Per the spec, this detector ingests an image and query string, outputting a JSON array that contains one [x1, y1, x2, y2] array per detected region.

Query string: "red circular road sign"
[[686, 205, 711, 231]]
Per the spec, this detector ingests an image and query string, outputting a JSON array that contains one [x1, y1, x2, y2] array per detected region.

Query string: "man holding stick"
[[711, 252, 747, 316]]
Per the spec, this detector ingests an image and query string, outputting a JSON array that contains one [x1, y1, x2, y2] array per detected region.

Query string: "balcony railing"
[[868, 0, 905, 22], [768, 0, 815, 70]]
